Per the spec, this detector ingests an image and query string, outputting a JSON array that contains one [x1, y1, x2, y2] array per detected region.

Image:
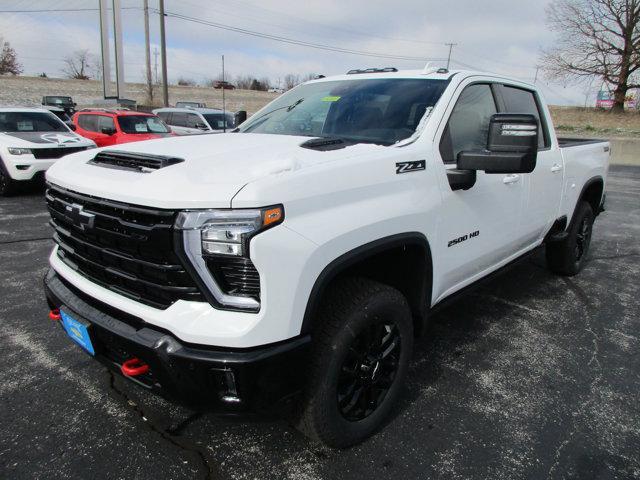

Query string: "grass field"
[[550, 106, 640, 138]]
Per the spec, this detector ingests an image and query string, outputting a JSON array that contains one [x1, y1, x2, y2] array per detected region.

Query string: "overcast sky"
[[0, 0, 603, 105]]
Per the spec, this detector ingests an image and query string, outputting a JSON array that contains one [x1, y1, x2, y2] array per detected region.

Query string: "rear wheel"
[[297, 277, 413, 448], [546, 201, 594, 276]]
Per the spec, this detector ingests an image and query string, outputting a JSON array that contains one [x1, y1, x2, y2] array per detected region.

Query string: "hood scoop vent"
[[300, 136, 348, 151], [87, 150, 184, 173]]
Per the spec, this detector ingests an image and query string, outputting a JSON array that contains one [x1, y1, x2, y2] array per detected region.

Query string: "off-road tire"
[[297, 277, 413, 448], [546, 201, 595, 276]]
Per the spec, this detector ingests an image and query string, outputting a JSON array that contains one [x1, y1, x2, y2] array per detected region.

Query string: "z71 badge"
[[396, 160, 426, 174]]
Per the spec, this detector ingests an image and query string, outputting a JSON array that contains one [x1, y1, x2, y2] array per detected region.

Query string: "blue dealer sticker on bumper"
[[60, 310, 95, 356]]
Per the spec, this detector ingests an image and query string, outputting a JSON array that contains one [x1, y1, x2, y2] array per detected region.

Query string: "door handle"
[[551, 164, 563, 173], [503, 174, 520, 184]]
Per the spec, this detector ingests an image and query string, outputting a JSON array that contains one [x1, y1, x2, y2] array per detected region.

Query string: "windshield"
[[117, 115, 170, 134], [0, 111, 67, 132], [239, 78, 447, 145], [203, 113, 235, 130]]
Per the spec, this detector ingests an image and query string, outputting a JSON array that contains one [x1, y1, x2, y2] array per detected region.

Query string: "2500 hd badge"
[[448, 230, 480, 248]]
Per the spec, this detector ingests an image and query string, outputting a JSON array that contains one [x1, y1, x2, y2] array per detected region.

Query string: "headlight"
[[175, 206, 283, 311], [176, 206, 283, 257], [8, 147, 31, 155]]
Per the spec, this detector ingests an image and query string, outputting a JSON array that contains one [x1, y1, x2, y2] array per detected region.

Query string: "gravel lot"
[[1, 166, 639, 480], [0, 76, 278, 114]]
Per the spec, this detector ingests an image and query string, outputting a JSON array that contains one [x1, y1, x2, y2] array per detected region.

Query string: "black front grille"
[[46, 184, 204, 309], [32, 146, 88, 159], [206, 256, 260, 300]]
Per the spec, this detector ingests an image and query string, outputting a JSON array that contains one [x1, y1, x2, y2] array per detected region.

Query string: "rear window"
[[500, 86, 548, 148], [168, 112, 187, 127], [203, 113, 235, 130], [0, 112, 67, 132], [78, 114, 98, 132], [156, 111, 171, 122], [117, 115, 169, 134]]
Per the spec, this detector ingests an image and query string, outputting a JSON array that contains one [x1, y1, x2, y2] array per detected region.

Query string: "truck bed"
[[557, 137, 608, 148]]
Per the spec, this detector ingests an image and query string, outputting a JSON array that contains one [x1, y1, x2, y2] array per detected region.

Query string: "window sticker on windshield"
[[134, 123, 148, 133], [17, 121, 34, 131], [321, 96, 341, 102]]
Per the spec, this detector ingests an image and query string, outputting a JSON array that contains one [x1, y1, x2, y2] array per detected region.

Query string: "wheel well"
[[302, 234, 433, 337], [580, 177, 604, 217]]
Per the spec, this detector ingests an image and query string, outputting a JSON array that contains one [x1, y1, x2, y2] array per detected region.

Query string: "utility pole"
[[534, 66, 540, 84], [153, 47, 159, 84], [143, 0, 153, 103], [222, 55, 226, 133], [445, 43, 457, 70], [159, 0, 169, 106]]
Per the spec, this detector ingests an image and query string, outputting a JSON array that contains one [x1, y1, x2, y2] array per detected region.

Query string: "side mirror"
[[195, 122, 209, 130], [457, 113, 538, 174], [101, 127, 116, 135], [235, 110, 247, 126]]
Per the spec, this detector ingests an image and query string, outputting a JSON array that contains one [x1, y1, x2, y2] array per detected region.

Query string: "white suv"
[[153, 107, 235, 135], [0, 107, 95, 195]]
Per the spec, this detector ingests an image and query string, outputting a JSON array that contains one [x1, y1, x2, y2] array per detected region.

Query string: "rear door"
[[75, 114, 105, 146], [433, 82, 527, 300], [499, 85, 562, 242], [166, 112, 198, 135], [184, 112, 206, 134]]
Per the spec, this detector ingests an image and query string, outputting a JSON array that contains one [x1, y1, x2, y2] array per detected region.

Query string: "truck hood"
[[45, 132, 381, 209]]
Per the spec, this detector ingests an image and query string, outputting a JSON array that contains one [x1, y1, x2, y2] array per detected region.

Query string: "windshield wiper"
[[240, 98, 304, 132]]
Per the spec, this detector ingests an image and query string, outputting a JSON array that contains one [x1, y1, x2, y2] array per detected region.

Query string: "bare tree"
[[0, 39, 23, 76], [542, 0, 640, 112], [62, 50, 93, 80], [177, 77, 196, 86], [258, 76, 271, 90], [235, 75, 254, 90], [283, 73, 300, 90]]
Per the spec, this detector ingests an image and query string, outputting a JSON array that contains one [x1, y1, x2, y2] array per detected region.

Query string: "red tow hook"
[[121, 358, 150, 377], [49, 309, 61, 321]]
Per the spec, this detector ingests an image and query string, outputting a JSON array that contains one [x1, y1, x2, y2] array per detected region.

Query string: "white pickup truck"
[[43, 67, 609, 447]]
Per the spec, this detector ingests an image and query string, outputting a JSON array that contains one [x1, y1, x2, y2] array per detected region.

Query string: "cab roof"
[[307, 68, 536, 89]]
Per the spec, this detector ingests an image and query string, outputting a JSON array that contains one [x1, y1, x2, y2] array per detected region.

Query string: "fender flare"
[[571, 175, 604, 225], [300, 232, 433, 335]]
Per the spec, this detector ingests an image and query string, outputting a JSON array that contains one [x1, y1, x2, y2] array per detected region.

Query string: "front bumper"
[[44, 269, 311, 413], [2, 155, 54, 181]]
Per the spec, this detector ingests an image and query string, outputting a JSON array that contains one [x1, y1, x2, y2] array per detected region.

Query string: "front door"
[[433, 82, 527, 302]]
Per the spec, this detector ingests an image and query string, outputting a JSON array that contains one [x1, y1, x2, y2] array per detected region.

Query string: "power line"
[[163, 10, 444, 62], [180, 0, 447, 47], [0, 7, 142, 13]]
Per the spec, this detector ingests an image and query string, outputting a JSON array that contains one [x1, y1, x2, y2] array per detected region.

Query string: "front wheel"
[[0, 168, 17, 197], [297, 277, 413, 448], [546, 201, 595, 276]]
